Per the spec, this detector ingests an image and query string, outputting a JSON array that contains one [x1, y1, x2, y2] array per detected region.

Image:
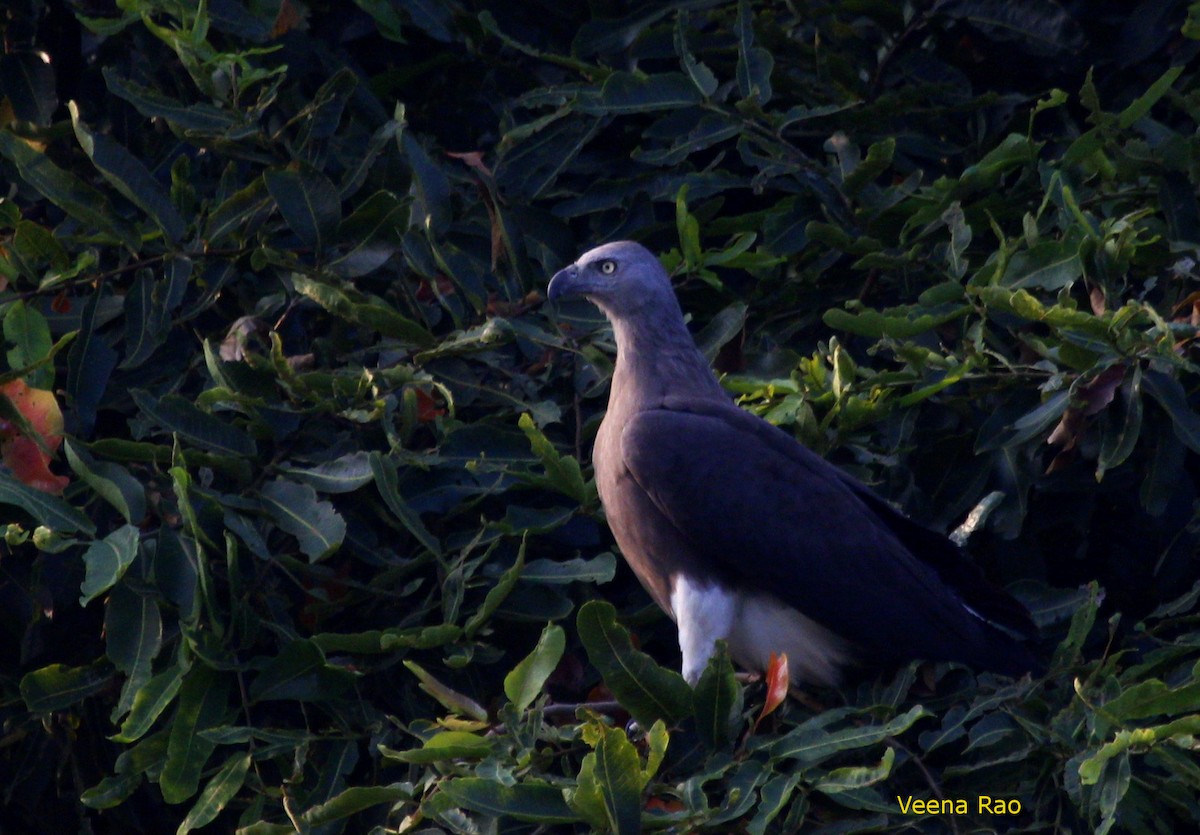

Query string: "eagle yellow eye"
[[599, 260, 617, 275]]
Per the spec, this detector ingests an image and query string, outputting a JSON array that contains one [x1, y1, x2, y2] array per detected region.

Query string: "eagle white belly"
[[670, 575, 852, 688]]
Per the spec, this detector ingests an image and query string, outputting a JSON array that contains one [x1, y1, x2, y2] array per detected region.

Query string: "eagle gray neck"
[[608, 312, 726, 410]]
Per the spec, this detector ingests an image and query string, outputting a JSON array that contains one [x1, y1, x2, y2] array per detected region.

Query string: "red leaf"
[[446, 150, 494, 179], [0, 379, 68, 494], [2, 436, 69, 494], [414, 389, 445, 423], [270, 0, 305, 37], [753, 651, 789, 732], [645, 796, 685, 813], [415, 275, 456, 302]]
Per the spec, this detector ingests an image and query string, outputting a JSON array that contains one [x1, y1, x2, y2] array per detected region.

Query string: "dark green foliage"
[[1, 1, 1199, 832]]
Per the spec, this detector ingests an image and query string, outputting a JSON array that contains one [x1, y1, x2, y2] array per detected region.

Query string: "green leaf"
[[579, 71, 703, 115], [1100, 675, 1200, 722], [331, 189, 408, 277], [400, 130, 452, 232], [277, 452, 375, 493], [249, 639, 355, 703], [204, 177, 273, 245], [354, 0, 407, 40], [432, 779, 577, 824], [1142, 370, 1200, 454], [505, 623, 566, 711], [65, 440, 146, 524], [70, 102, 187, 243], [676, 184, 702, 269], [576, 600, 693, 727], [382, 730, 493, 763], [121, 262, 189, 369], [976, 390, 1070, 452], [79, 524, 142, 605], [521, 553, 617, 585], [822, 305, 970, 339], [1097, 366, 1142, 479], [301, 785, 409, 827], [0, 130, 140, 250], [1053, 581, 1101, 667], [81, 772, 143, 810], [290, 273, 435, 346], [66, 288, 119, 437], [264, 163, 342, 254], [103, 68, 238, 133], [1117, 65, 1184, 129], [105, 582, 162, 688], [748, 772, 803, 835], [813, 747, 896, 794], [0, 470, 93, 534], [1005, 239, 1083, 290], [378, 622, 463, 651], [111, 662, 186, 743], [958, 133, 1039, 191], [694, 641, 741, 751], [4, 300, 54, 389], [176, 752, 250, 835], [20, 663, 111, 713], [131, 389, 257, 457], [735, 0, 773, 104], [260, 478, 346, 562], [161, 665, 229, 804], [842, 137, 895, 195], [518, 412, 595, 504], [403, 660, 488, 721], [574, 724, 645, 835], [674, 13, 718, 97], [464, 541, 525, 637], [7, 219, 69, 279], [369, 452, 441, 556], [769, 705, 931, 764]]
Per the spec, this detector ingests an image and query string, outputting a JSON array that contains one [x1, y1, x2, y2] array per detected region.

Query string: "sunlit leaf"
[[504, 622, 565, 711]]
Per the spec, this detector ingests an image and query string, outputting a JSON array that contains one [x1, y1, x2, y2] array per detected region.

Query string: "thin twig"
[[542, 700, 623, 717]]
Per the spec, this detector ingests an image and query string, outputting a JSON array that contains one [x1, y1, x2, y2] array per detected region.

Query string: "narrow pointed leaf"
[[577, 600, 693, 727], [176, 752, 250, 835], [504, 623, 565, 711], [70, 102, 187, 242], [369, 452, 441, 556], [112, 663, 186, 743], [432, 779, 577, 824], [0, 469, 95, 533], [301, 786, 409, 827], [20, 663, 112, 712], [0, 130, 140, 249], [694, 642, 741, 751], [131, 389, 256, 457], [161, 666, 229, 804], [265, 163, 342, 254]]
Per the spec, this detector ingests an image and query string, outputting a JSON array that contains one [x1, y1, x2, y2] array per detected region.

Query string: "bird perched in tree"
[[548, 240, 1038, 687]]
